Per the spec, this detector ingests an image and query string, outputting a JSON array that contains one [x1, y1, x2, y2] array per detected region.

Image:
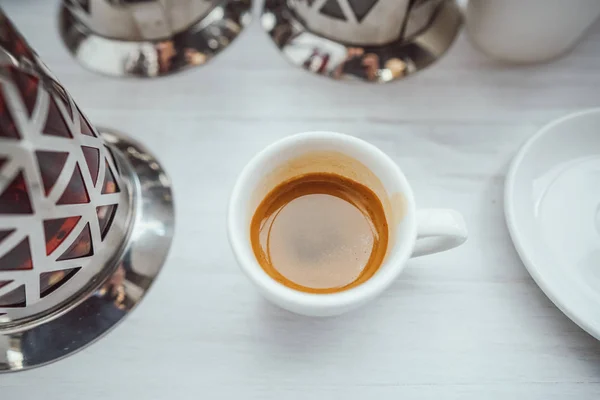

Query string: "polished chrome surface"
[[63, 0, 217, 41], [0, 12, 131, 325], [262, 0, 462, 82], [0, 128, 175, 372], [59, 0, 252, 78], [291, 0, 444, 46], [0, 74, 132, 323], [0, 12, 174, 371]]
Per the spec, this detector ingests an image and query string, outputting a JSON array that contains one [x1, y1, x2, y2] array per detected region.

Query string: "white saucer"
[[506, 109, 600, 339]]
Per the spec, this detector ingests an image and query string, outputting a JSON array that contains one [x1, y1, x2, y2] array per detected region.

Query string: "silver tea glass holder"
[[262, 0, 462, 82], [59, 0, 252, 78], [0, 12, 174, 371]]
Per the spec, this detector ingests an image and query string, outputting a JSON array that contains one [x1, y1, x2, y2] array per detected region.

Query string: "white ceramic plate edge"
[[504, 108, 600, 341]]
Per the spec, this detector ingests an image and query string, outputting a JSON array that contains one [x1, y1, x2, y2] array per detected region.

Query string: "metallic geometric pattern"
[[320, 0, 346, 20], [319, 0, 379, 22], [291, 0, 449, 48], [0, 15, 129, 321], [0, 10, 172, 373], [292, 0, 411, 47]]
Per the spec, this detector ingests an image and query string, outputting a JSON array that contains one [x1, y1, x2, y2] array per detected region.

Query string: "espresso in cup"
[[250, 171, 389, 294]]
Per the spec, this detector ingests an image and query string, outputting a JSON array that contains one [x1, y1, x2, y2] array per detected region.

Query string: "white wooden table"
[[2, 1, 600, 399]]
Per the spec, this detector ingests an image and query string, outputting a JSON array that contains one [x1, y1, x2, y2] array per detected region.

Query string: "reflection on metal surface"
[[0, 129, 175, 372], [262, 0, 462, 82], [0, 11, 174, 371], [59, 0, 252, 78]]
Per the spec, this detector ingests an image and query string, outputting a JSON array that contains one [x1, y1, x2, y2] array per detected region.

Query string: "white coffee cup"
[[466, 0, 600, 64], [227, 132, 468, 317]]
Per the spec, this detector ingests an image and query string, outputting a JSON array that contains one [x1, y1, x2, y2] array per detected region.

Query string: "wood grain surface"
[[1, 1, 600, 399]]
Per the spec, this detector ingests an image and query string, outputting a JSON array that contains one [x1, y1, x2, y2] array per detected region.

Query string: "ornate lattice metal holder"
[[0, 12, 174, 371], [59, 0, 252, 78], [262, 0, 462, 82]]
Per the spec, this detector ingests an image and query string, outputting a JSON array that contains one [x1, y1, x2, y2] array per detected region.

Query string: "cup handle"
[[411, 209, 468, 258]]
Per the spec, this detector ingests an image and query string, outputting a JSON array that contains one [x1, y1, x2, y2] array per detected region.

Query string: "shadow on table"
[[254, 299, 353, 353], [252, 295, 396, 362]]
